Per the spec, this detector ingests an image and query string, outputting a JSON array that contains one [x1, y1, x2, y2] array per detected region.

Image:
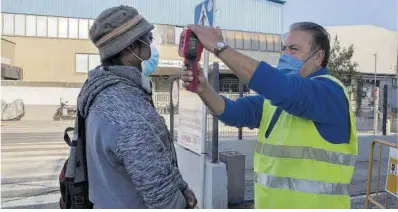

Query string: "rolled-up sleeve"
[[217, 95, 264, 129]]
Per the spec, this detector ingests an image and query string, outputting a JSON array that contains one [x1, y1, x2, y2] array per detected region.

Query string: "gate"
[[365, 139, 398, 209]]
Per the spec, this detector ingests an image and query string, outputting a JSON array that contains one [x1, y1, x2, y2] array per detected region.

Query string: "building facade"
[[1, 0, 285, 94], [325, 25, 398, 109]]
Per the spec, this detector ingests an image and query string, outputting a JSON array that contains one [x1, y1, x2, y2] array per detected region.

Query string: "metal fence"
[[354, 85, 398, 134], [154, 84, 398, 141], [153, 91, 260, 141]]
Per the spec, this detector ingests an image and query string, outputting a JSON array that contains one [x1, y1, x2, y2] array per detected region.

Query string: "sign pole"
[[176, 0, 215, 208], [200, 0, 214, 208]]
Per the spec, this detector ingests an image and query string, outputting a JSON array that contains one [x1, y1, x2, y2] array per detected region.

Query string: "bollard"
[[219, 151, 245, 204]]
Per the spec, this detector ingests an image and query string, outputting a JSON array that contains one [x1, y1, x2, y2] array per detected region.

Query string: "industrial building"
[[1, 0, 285, 96], [325, 25, 398, 109]]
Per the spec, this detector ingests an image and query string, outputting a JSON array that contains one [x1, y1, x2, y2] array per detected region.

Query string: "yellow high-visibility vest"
[[254, 75, 358, 209]]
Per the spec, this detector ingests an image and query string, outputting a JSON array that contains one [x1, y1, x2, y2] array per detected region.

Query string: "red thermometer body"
[[178, 28, 203, 92]]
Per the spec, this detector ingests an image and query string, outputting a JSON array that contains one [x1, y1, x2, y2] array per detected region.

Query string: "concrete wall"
[[1, 86, 80, 105], [2, 36, 96, 83], [175, 145, 228, 209], [326, 25, 398, 75], [1, 35, 280, 82]]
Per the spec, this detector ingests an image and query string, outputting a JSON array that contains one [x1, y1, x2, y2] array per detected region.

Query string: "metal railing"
[[365, 139, 398, 209]]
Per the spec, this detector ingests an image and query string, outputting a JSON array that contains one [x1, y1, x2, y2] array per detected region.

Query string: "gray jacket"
[[77, 66, 188, 209]]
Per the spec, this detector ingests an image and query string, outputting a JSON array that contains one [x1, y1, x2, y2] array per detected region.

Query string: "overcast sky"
[[283, 0, 398, 32]]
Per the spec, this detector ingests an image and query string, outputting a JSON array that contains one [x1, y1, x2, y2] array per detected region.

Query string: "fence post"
[[238, 81, 244, 140], [382, 84, 388, 135], [212, 62, 220, 163], [373, 87, 380, 135]]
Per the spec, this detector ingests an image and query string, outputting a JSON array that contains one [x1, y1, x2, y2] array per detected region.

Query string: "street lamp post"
[[373, 53, 377, 88], [373, 53, 378, 135]]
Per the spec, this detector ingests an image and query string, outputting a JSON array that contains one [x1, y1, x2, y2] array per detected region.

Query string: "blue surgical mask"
[[142, 46, 159, 77], [276, 50, 320, 76], [276, 53, 304, 76]]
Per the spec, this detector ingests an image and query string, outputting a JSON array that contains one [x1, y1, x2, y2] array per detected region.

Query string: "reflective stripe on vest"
[[253, 74, 358, 208], [255, 142, 356, 166], [254, 173, 350, 196]]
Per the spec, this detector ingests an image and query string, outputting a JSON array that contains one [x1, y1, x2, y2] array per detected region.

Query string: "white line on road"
[[1, 141, 64, 146], [1, 180, 59, 192], [1, 150, 68, 157], [1, 192, 59, 209], [1, 144, 67, 150], [1, 155, 67, 162], [2, 172, 59, 180]]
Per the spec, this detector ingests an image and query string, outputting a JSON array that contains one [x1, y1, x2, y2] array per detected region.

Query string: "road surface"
[[1, 132, 68, 209], [1, 121, 396, 209]]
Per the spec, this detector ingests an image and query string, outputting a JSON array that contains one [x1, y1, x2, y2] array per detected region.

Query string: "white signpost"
[[177, 0, 214, 155], [176, 1, 215, 208]]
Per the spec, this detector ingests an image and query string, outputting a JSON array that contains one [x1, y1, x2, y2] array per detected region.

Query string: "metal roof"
[[2, 0, 284, 34]]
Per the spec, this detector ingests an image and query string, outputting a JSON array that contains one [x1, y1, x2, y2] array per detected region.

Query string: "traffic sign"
[[194, 0, 214, 26]]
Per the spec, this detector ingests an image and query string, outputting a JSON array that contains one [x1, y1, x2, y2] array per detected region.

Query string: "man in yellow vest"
[[180, 22, 358, 209]]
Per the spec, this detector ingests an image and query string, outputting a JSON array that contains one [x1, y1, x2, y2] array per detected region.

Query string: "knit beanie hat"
[[89, 5, 154, 61]]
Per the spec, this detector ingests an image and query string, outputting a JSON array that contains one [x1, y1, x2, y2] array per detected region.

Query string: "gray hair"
[[290, 22, 330, 67]]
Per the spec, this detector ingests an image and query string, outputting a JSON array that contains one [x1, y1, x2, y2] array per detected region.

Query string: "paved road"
[[1, 121, 396, 209], [1, 132, 68, 209]]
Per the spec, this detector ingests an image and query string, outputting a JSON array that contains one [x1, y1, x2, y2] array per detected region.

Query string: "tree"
[[327, 35, 364, 116], [328, 35, 359, 85]]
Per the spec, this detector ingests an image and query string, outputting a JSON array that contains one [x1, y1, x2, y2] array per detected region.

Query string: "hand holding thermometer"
[[178, 28, 204, 92]]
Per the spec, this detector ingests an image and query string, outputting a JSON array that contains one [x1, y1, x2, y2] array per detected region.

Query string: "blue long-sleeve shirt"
[[217, 61, 350, 144]]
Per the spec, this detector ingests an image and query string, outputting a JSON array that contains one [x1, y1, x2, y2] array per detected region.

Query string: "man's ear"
[[126, 43, 135, 52], [315, 50, 325, 66]]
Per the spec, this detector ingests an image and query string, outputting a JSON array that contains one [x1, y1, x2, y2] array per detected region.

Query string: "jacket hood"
[[77, 66, 152, 118]]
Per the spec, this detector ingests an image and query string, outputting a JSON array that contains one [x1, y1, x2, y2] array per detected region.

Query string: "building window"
[[47, 17, 58, 37], [224, 30, 235, 48], [243, 32, 251, 50], [26, 15, 37, 36], [174, 26, 183, 45], [36, 16, 47, 37], [68, 18, 78, 39], [0, 13, 286, 50], [14, 14, 25, 36], [58, 17, 68, 38], [266, 34, 274, 52], [88, 54, 101, 70], [78, 19, 89, 39], [251, 33, 259, 51], [76, 54, 88, 73], [154, 25, 165, 44], [235, 31, 243, 49], [259, 34, 267, 51], [76, 54, 101, 73], [166, 25, 175, 44], [89, 19, 95, 31], [273, 35, 281, 52], [3, 14, 14, 35]]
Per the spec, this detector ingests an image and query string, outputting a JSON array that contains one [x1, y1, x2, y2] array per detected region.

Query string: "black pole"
[[169, 77, 175, 141], [382, 84, 388, 135], [238, 81, 244, 140], [212, 62, 220, 163]]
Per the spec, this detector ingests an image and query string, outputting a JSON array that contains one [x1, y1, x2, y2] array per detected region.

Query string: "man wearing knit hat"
[[75, 5, 196, 209]]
